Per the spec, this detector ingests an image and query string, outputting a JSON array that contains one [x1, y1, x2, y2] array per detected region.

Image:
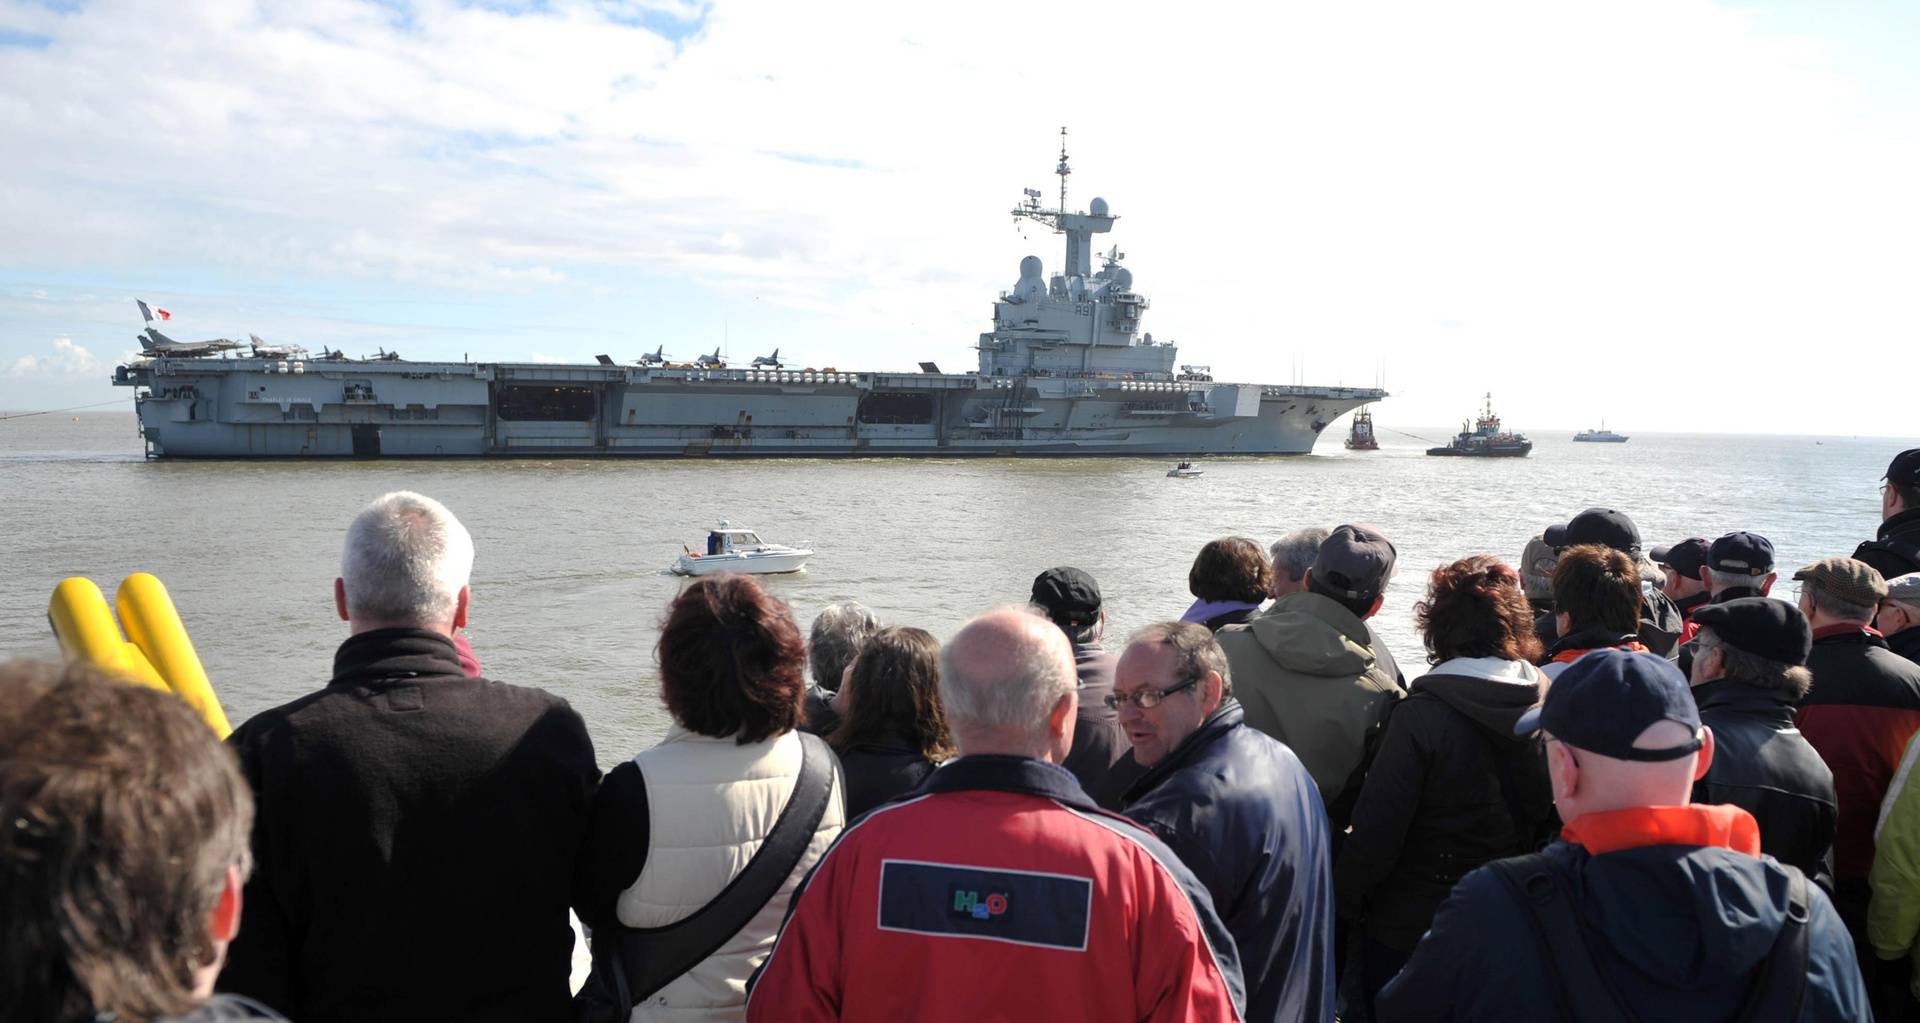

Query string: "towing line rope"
[[0, 399, 128, 421], [1382, 426, 1445, 445]]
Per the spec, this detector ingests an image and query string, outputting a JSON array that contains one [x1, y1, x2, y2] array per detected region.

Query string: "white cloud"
[[4, 337, 105, 378], [0, 1, 1918, 432]]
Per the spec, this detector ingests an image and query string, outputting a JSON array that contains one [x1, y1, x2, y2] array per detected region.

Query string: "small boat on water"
[[1345, 406, 1379, 451], [673, 522, 813, 575], [1573, 421, 1629, 443], [1427, 393, 1532, 458], [1167, 461, 1204, 478]]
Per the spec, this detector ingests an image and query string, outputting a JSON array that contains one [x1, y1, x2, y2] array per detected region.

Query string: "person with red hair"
[[1335, 555, 1556, 1017]]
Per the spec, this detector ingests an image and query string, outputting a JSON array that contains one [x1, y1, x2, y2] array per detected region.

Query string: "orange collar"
[[1550, 640, 1650, 665], [1561, 804, 1761, 857]]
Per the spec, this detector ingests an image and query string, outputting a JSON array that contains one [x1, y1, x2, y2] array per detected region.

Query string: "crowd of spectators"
[[5, 446, 1920, 1022]]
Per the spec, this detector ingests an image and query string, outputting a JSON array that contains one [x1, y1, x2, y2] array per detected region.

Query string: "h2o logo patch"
[[951, 887, 1010, 920]]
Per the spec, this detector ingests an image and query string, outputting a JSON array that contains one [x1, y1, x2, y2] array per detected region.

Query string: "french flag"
[[137, 299, 172, 322]]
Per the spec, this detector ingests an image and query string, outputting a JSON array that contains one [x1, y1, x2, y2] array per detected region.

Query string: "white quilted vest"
[[617, 726, 845, 1022]]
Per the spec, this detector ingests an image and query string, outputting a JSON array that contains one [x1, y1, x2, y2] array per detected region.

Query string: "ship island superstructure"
[[112, 140, 1386, 459]]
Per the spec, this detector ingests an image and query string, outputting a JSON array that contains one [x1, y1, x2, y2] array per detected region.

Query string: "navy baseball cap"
[[1708, 531, 1775, 576], [1514, 649, 1703, 761], [1544, 508, 1641, 554], [1650, 538, 1710, 581], [1031, 567, 1102, 627], [1887, 449, 1920, 488]]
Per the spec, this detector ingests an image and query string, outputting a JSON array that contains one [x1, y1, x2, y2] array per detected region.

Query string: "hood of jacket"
[[1560, 807, 1790, 989], [1243, 592, 1376, 677], [1411, 661, 1543, 745]]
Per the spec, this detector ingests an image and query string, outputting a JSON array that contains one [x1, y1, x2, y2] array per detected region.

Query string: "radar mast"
[[1010, 127, 1115, 279]]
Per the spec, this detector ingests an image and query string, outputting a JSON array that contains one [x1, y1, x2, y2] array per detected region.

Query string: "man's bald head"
[[939, 606, 1078, 760]]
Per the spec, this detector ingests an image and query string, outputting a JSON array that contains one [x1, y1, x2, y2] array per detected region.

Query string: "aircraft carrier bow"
[[111, 147, 1386, 459]]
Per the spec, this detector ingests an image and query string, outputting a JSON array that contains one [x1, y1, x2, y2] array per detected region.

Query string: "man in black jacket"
[[1687, 597, 1837, 880], [1112, 621, 1334, 1023], [1879, 572, 1920, 664], [219, 492, 600, 1023], [1857, 449, 1920, 581], [1031, 567, 1127, 798]]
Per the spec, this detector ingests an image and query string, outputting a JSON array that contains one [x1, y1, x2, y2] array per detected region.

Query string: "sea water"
[[2, 412, 1912, 766]]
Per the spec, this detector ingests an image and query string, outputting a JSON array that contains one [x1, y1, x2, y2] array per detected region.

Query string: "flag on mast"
[[136, 300, 172, 323]]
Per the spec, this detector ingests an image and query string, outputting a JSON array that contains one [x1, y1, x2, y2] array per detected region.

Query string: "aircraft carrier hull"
[[112, 358, 1384, 459]]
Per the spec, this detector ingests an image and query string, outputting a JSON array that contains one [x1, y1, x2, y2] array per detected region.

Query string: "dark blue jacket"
[[1120, 699, 1335, 1023], [1376, 837, 1869, 1022]]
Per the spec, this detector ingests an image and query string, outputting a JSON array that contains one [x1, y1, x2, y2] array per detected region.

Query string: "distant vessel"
[[673, 522, 812, 576], [1345, 406, 1379, 451], [1427, 393, 1532, 458], [1573, 421, 1629, 443], [109, 132, 1385, 459], [1167, 461, 1203, 478]]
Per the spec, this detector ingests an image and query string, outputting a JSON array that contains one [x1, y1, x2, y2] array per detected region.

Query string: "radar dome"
[[1089, 197, 1109, 216], [1020, 255, 1042, 276], [1111, 267, 1133, 291]]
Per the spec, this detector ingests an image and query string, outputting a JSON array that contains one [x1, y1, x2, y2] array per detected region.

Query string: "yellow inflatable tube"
[[46, 574, 232, 737], [48, 577, 169, 692], [116, 574, 232, 738]]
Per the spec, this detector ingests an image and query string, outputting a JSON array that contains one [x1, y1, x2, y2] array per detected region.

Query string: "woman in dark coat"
[[828, 626, 953, 817], [1334, 555, 1557, 1018]]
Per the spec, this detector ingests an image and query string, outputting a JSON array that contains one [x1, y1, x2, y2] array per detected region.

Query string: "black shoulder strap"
[[1486, 854, 1638, 1023], [1734, 867, 1811, 1023], [603, 732, 837, 1005]]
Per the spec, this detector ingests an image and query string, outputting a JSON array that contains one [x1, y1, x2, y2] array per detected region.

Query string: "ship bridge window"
[[496, 384, 596, 421], [856, 391, 934, 424]]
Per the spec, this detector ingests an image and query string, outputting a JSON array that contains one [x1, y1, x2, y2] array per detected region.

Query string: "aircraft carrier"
[[111, 146, 1386, 459]]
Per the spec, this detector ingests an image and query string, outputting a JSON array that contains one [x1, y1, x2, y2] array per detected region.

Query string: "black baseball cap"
[[1887, 449, 1920, 488], [1031, 567, 1102, 627], [1650, 538, 1710, 581], [1514, 649, 1703, 761], [1544, 508, 1641, 554], [1691, 597, 1812, 667], [1311, 524, 1396, 601], [1707, 531, 1775, 576]]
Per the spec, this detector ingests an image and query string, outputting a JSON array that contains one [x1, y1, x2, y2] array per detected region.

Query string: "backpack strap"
[[1486, 854, 1638, 1023], [600, 731, 838, 1007], [1733, 867, 1812, 1023]]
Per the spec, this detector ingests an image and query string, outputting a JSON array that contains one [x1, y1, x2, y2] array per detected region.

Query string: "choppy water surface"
[[3, 413, 1911, 765]]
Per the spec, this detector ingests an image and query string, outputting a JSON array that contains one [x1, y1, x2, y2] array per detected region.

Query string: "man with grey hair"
[[1111, 622, 1335, 1023], [800, 601, 880, 736], [1879, 573, 1920, 663], [220, 491, 600, 1023], [1270, 528, 1330, 600], [747, 607, 1246, 1021]]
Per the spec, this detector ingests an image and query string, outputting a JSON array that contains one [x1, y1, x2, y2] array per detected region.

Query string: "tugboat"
[[1427, 393, 1532, 458], [1345, 406, 1379, 451], [1573, 421, 1629, 443]]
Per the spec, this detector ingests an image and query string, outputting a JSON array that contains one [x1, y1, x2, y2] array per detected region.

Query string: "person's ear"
[[1760, 572, 1776, 596], [1694, 725, 1715, 781], [1365, 594, 1385, 620], [1050, 690, 1077, 747], [452, 585, 470, 630], [1554, 611, 1571, 639], [210, 864, 243, 943], [1551, 741, 1579, 801], [1202, 670, 1225, 714], [335, 578, 350, 622]]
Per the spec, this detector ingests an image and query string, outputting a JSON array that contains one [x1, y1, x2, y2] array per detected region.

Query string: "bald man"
[[748, 608, 1245, 1023], [1379, 650, 1866, 1021]]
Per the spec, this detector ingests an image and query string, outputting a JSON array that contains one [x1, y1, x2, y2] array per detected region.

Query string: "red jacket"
[[1797, 625, 1920, 880], [746, 755, 1244, 1023]]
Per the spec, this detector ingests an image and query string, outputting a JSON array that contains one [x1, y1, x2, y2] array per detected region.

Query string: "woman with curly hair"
[[1333, 555, 1556, 1017], [575, 574, 846, 1020], [829, 626, 953, 816]]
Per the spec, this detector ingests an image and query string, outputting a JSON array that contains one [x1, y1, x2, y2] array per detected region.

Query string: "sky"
[[2, 0, 1918, 436]]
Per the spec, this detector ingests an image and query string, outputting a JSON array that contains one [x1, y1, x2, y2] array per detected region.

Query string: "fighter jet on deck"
[[751, 349, 783, 369], [636, 345, 667, 366], [249, 334, 309, 360], [696, 348, 726, 368], [132, 301, 245, 358], [371, 348, 402, 361]]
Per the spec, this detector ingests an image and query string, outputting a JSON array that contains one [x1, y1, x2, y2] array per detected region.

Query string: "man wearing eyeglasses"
[[1856, 449, 1920, 582], [1378, 649, 1867, 1022], [1880, 573, 1920, 664], [1109, 621, 1334, 1023]]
